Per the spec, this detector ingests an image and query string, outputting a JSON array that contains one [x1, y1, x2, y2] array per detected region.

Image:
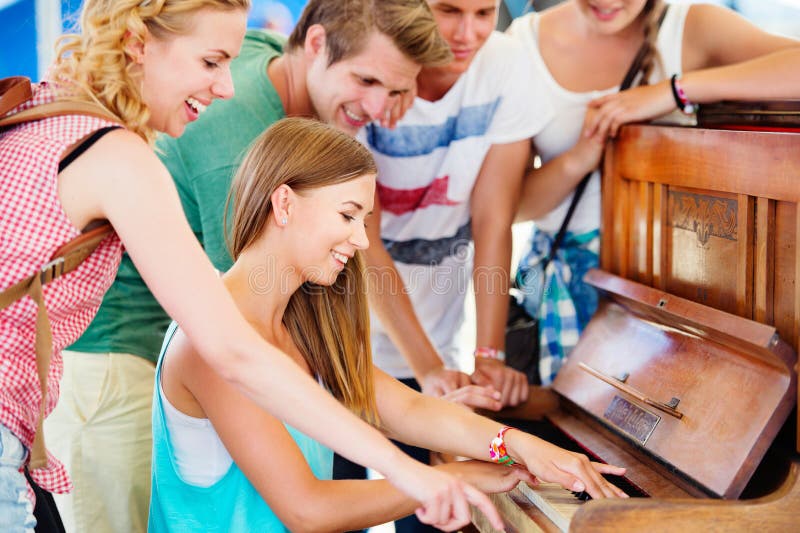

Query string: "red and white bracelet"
[[489, 426, 516, 466], [474, 346, 506, 362]]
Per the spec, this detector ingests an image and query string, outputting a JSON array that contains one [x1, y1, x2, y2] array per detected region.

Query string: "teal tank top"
[[148, 322, 333, 532]]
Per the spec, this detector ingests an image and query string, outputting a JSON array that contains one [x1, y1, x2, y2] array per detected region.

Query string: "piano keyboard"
[[517, 475, 648, 533], [517, 482, 584, 533]]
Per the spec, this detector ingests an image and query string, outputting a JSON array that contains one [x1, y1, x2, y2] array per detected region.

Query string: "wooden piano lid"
[[553, 269, 797, 500], [697, 100, 800, 130]]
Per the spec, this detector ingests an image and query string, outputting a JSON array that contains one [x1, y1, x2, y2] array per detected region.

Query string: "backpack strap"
[[0, 75, 121, 128], [0, 100, 121, 129], [0, 222, 113, 469], [0, 223, 115, 312], [0, 79, 120, 469], [0, 76, 33, 116]]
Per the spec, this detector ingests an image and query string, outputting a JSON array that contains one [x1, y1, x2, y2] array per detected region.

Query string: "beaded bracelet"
[[489, 426, 516, 466], [669, 74, 697, 115], [475, 346, 506, 362]]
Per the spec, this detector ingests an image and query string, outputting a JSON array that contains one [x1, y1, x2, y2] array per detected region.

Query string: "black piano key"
[[572, 490, 591, 501], [604, 474, 648, 498], [570, 474, 648, 501]]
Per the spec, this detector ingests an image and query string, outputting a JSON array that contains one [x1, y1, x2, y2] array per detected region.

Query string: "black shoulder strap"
[[619, 6, 670, 90], [542, 5, 669, 271], [59, 126, 121, 171]]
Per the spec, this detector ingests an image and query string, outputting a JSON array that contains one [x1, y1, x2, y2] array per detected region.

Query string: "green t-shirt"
[[70, 30, 287, 362]]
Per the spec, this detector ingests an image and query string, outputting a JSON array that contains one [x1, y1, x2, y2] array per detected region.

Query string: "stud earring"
[[281, 217, 288, 225]]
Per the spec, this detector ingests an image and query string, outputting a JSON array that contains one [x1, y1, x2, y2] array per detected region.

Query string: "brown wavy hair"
[[287, 0, 452, 68], [226, 117, 379, 424], [49, 0, 249, 144], [638, 0, 666, 85]]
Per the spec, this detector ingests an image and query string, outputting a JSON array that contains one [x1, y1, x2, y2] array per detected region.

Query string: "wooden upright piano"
[[474, 102, 800, 532]]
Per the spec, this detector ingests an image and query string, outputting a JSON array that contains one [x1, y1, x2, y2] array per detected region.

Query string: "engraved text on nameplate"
[[603, 395, 660, 445]]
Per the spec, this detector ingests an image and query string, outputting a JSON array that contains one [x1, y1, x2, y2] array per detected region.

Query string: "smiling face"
[[427, 0, 498, 76], [305, 29, 420, 134], [575, 0, 650, 35], [139, 7, 247, 137], [289, 173, 375, 285]]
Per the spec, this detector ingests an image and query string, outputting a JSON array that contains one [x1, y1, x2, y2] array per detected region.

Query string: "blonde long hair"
[[227, 118, 379, 424], [49, 0, 249, 144]]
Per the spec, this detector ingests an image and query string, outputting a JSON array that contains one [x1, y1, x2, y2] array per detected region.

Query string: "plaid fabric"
[[517, 228, 600, 385], [0, 82, 122, 496]]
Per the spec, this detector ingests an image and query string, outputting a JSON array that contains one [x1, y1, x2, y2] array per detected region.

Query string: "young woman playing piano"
[[149, 118, 628, 532], [509, 0, 800, 384]]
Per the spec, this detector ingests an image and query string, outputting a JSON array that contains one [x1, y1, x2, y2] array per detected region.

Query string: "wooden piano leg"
[[570, 461, 800, 532]]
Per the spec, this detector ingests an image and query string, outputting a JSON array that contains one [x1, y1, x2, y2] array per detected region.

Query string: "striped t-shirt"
[[361, 31, 553, 378]]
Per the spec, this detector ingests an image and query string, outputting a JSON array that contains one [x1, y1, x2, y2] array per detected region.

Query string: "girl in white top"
[[508, 0, 800, 385]]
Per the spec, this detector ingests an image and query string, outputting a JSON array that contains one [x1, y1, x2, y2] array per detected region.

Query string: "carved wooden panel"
[[601, 122, 800, 452], [665, 188, 740, 314], [601, 124, 800, 354]]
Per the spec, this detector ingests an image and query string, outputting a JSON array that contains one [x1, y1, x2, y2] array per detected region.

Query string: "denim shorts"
[[0, 424, 36, 532]]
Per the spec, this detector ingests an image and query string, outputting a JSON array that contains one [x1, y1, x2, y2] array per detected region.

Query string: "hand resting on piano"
[[499, 425, 629, 499], [375, 373, 630, 503]]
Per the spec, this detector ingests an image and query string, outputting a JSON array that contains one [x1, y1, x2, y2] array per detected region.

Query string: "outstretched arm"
[[374, 369, 627, 500], [470, 139, 531, 406], [169, 339, 528, 532], [363, 190, 473, 397], [60, 132, 502, 530], [585, 5, 800, 138]]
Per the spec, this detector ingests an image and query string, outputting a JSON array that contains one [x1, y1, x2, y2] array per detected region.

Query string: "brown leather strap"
[[0, 82, 120, 470], [0, 76, 33, 116], [0, 100, 120, 128], [28, 273, 53, 470], [0, 222, 112, 469], [49, 222, 115, 271], [0, 223, 114, 310]]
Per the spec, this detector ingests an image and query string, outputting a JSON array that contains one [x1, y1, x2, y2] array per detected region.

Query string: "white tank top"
[[506, 4, 690, 234], [159, 380, 233, 487]]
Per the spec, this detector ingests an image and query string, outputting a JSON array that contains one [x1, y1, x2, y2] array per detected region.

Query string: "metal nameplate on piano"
[[603, 395, 660, 445]]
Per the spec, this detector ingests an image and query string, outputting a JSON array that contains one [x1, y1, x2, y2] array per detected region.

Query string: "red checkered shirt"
[[0, 82, 123, 495]]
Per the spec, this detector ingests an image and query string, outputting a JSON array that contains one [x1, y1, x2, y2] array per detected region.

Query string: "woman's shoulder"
[[506, 11, 537, 40], [504, 7, 574, 62], [473, 31, 527, 67], [57, 127, 173, 219], [66, 127, 157, 171]]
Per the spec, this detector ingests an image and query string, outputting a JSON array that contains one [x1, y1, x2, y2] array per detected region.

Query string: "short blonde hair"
[[287, 0, 452, 68], [227, 117, 379, 424], [50, 0, 249, 144]]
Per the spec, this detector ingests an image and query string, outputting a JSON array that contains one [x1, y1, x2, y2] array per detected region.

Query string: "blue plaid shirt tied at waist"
[[516, 228, 600, 385]]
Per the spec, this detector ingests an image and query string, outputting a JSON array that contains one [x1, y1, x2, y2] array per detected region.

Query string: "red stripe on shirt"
[[377, 175, 459, 215]]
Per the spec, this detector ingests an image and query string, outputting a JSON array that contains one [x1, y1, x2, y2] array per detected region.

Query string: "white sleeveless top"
[[506, 4, 690, 234]]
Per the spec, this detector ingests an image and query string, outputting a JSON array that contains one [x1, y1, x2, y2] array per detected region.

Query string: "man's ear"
[[303, 23, 328, 62], [123, 29, 146, 64]]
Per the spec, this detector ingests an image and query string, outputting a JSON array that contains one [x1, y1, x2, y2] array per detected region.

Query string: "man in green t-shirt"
[[45, 2, 452, 532]]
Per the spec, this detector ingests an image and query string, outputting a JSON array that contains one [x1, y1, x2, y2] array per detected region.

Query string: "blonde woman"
[[150, 117, 627, 532], [0, 0, 502, 530], [46, 0, 459, 530], [509, 0, 800, 384]]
